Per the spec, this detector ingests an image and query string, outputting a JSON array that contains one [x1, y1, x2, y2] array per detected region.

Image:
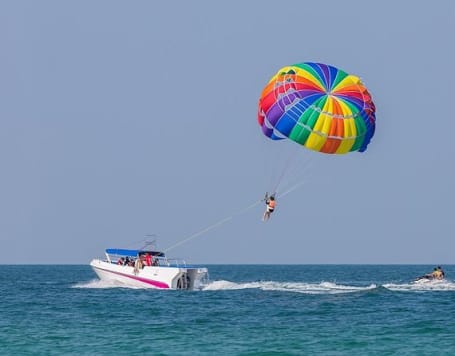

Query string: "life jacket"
[[145, 254, 152, 266], [268, 200, 276, 209], [433, 270, 443, 279]]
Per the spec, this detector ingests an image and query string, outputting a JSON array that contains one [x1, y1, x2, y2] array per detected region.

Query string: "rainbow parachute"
[[258, 62, 376, 154]]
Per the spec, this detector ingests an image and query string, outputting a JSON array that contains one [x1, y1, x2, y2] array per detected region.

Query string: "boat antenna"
[[141, 234, 157, 250]]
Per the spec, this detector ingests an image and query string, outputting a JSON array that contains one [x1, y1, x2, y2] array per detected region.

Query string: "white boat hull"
[[90, 259, 208, 290]]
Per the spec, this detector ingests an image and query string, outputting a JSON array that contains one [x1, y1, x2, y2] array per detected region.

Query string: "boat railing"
[[104, 253, 187, 268], [156, 257, 187, 268]]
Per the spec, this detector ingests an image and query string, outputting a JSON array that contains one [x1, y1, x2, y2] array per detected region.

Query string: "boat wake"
[[383, 279, 455, 292], [73, 279, 146, 289], [74, 279, 455, 293], [202, 280, 377, 294]]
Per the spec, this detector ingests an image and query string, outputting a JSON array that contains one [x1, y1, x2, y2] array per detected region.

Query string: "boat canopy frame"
[[105, 249, 165, 257]]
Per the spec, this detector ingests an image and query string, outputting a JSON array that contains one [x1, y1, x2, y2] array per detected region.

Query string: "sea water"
[[1, 264, 455, 355]]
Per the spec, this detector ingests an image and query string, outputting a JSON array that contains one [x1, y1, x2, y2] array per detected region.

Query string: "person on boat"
[[262, 193, 276, 222], [421, 266, 445, 280], [144, 252, 152, 266], [134, 258, 143, 275], [117, 257, 125, 265], [432, 266, 445, 280], [438, 266, 445, 278]]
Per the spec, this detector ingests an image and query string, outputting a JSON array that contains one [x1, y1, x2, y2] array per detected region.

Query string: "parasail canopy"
[[258, 62, 376, 154]]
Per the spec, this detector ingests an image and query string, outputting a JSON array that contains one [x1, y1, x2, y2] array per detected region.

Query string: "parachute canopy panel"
[[258, 62, 376, 154]]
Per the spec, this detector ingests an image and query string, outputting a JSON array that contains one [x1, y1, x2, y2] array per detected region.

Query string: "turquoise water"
[[1, 265, 455, 355]]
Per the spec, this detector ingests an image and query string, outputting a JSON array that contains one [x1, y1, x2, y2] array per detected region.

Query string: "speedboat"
[[90, 248, 209, 290]]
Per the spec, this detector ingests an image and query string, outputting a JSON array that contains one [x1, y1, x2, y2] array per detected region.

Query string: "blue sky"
[[1, 1, 455, 264]]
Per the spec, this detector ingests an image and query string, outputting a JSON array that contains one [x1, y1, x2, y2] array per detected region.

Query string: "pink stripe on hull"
[[95, 266, 170, 289]]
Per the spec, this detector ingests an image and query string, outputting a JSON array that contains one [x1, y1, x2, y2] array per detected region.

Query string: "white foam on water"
[[72, 279, 145, 289], [202, 280, 377, 294], [383, 279, 455, 292], [75, 278, 455, 293]]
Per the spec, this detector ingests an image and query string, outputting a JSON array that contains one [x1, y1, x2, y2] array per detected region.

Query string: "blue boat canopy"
[[106, 249, 165, 257]]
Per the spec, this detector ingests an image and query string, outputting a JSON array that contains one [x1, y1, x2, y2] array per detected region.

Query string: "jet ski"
[[413, 275, 444, 284]]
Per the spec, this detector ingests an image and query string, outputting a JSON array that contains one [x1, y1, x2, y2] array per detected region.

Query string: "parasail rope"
[[271, 152, 294, 195], [164, 173, 310, 254], [164, 199, 262, 253], [271, 149, 313, 197], [270, 144, 302, 195], [277, 179, 307, 199], [165, 156, 312, 254]]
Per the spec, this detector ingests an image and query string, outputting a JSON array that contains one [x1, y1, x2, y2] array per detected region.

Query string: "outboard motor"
[[176, 273, 191, 290]]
